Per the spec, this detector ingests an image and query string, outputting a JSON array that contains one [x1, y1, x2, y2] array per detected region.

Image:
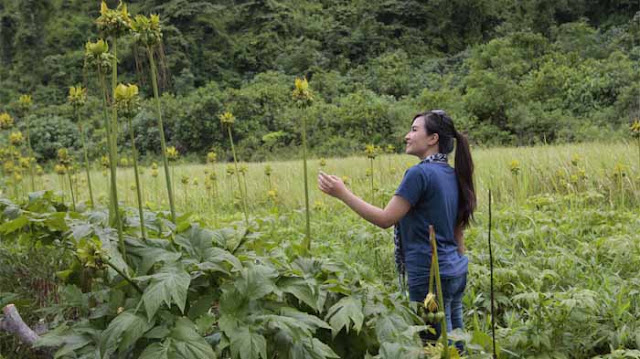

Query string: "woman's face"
[[404, 116, 438, 158]]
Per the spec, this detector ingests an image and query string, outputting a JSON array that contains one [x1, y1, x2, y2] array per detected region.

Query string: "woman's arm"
[[318, 172, 410, 229]]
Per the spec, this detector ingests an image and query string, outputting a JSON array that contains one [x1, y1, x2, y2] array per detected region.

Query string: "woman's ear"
[[428, 132, 439, 146]]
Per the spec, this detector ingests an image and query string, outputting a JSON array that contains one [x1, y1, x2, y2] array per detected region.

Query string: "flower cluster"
[[96, 1, 132, 38], [218, 111, 236, 126], [114, 83, 140, 118], [166, 146, 179, 161], [131, 14, 162, 47], [0, 112, 14, 130], [68, 86, 87, 109], [292, 77, 313, 108], [84, 39, 114, 72]]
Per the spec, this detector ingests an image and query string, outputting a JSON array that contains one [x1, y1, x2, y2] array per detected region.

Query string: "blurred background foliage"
[[0, 0, 639, 161]]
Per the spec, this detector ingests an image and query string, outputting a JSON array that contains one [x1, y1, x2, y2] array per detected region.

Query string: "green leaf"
[[169, 317, 216, 359], [229, 326, 267, 359], [0, 215, 28, 234], [127, 238, 182, 275], [139, 342, 170, 359], [325, 296, 364, 338], [278, 277, 319, 311], [100, 311, 154, 356], [137, 265, 191, 319], [289, 338, 339, 359], [235, 264, 278, 301]]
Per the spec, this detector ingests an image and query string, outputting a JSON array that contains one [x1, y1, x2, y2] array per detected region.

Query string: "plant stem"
[[77, 115, 95, 208], [429, 225, 449, 357], [128, 116, 146, 240], [103, 258, 143, 295], [24, 115, 35, 192], [301, 115, 311, 252], [370, 158, 374, 205], [228, 126, 249, 226], [67, 172, 76, 211], [99, 66, 124, 257], [148, 46, 176, 223]]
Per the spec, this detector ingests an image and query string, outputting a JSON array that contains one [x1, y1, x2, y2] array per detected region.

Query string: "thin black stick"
[[488, 189, 496, 358]]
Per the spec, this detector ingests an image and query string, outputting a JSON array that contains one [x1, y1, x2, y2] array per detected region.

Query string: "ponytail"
[[454, 131, 476, 229]]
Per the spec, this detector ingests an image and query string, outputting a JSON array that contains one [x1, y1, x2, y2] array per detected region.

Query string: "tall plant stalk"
[[128, 117, 146, 240], [292, 77, 313, 252], [70, 87, 95, 207], [148, 47, 176, 223], [301, 115, 311, 249], [98, 69, 124, 255], [79, 121, 95, 207], [227, 126, 249, 226]]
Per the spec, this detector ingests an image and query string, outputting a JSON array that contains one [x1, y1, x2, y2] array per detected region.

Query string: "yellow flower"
[[509, 160, 521, 175], [206, 151, 217, 163], [84, 39, 113, 72], [3, 161, 14, 174], [166, 146, 179, 161], [264, 165, 272, 176], [319, 158, 326, 167], [68, 86, 87, 108], [19, 157, 32, 169], [131, 14, 163, 47], [365, 144, 377, 159], [292, 77, 313, 107], [385, 144, 396, 154], [101, 155, 110, 169], [18, 94, 33, 112], [226, 164, 235, 175], [218, 111, 236, 126], [151, 161, 158, 170], [58, 148, 71, 165], [631, 118, 640, 137], [181, 175, 190, 185], [114, 83, 140, 118], [119, 157, 129, 167], [0, 112, 14, 130], [570, 154, 581, 166], [267, 189, 278, 201], [54, 164, 67, 175], [96, 1, 132, 38], [9, 131, 24, 146], [239, 164, 248, 175]]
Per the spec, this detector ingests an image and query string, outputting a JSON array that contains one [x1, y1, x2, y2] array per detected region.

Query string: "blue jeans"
[[410, 273, 467, 351]]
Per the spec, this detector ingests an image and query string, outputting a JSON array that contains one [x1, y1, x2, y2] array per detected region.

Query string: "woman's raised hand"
[[317, 171, 348, 199]]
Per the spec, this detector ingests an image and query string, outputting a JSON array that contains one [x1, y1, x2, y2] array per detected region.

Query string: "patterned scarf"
[[394, 153, 448, 293]]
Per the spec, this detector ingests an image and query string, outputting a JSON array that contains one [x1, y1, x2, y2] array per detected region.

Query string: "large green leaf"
[[136, 265, 191, 319], [325, 296, 364, 338], [169, 317, 217, 359], [278, 277, 320, 311], [289, 338, 339, 359], [235, 264, 278, 301], [229, 326, 267, 359], [99, 311, 154, 356], [0, 215, 28, 234], [127, 238, 182, 275], [139, 342, 170, 359]]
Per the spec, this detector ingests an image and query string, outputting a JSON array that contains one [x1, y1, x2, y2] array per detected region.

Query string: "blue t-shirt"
[[395, 162, 468, 291]]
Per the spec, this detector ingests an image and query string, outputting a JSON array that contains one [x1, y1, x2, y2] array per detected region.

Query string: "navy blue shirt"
[[395, 162, 468, 294]]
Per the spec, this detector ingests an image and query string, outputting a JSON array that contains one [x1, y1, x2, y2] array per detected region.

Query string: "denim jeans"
[[410, 272, 467, 351]]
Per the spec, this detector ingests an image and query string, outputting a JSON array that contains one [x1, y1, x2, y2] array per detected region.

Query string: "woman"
[[317, 110, 476, 342]]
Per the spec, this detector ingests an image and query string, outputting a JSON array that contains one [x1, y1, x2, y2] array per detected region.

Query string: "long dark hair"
[[414, 110, 476, 228]]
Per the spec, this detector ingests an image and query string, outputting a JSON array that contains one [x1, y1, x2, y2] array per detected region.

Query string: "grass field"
[[1, 141, 640, 358]]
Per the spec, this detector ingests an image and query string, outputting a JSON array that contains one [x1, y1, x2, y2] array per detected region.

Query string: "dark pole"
[[488, 189, 496, 358]]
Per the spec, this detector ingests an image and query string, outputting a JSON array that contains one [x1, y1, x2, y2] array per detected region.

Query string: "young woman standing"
[[317, 110, 476, 343]]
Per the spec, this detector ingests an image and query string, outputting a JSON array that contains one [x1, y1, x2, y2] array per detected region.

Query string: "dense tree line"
[[0, 0, 639, 161]]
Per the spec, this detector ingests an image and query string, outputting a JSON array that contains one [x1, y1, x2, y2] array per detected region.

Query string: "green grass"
[[30, 141, 640, 219]]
